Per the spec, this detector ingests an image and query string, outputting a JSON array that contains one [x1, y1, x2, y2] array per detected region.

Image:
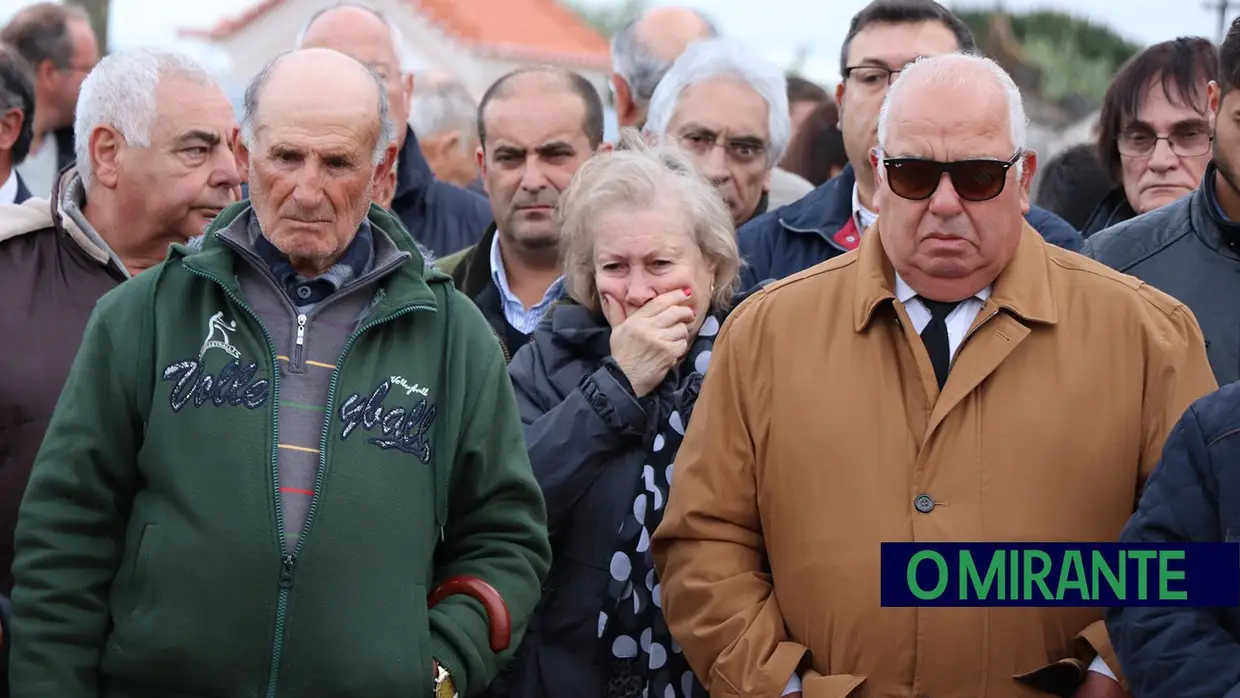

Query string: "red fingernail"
[[683, 287, 692, 297]]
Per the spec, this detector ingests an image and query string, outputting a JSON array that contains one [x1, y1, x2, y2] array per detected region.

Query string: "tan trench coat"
[[651, 223, 1217, 698]]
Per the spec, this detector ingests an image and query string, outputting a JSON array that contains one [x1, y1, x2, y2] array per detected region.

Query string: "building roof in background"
[[178, 0, 611, 70]]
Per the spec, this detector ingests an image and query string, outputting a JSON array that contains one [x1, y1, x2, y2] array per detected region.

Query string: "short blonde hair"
[[556, 128, 743, 312]]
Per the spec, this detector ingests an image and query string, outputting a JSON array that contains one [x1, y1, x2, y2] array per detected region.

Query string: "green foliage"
[[954, 9, 1140, 104], [566, 0, 648, 37]]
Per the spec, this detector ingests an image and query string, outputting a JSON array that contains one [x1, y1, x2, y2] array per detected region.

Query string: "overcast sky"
[[1, 0, 1236, 85]]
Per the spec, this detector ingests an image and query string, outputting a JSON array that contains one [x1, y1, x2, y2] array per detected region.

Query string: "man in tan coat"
[[652, 53, 1217, 698]]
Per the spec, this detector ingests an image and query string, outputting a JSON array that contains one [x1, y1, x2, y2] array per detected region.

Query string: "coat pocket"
[[801, 672, 868, 698], [111, 523, 157, 620]]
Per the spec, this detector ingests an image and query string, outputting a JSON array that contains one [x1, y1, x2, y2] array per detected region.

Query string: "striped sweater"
[[229, 216, 397, 550]]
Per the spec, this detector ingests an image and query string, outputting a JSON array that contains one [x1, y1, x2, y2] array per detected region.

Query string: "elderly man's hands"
[[603, 288, 695, 397]]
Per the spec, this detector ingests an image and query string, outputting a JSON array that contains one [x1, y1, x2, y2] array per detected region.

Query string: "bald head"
[[610, 6, 718, 126], [877, 53, 1026, 163], [635, 7, 715, 62], [296, 3, 413, 147], [242, 48, 395, 165]]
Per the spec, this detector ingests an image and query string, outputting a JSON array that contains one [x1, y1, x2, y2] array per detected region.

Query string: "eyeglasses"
[[843, 65, 905, 90], [674, 132, 768, 165], [1117, 129, 1213, 158], [881, 151, 1023, 202]]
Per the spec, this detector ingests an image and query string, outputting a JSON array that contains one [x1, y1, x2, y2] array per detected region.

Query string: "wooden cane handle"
[[428, 575, 512, 652]]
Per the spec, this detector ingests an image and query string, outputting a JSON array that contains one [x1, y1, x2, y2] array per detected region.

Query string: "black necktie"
[[918, 297, 960, 389]]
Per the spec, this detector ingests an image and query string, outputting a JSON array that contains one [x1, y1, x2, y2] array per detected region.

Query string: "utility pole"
[[1205, 0, 1236, 44]]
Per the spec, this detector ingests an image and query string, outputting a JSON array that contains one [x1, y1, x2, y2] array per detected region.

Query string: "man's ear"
[[1209, 80, 1222, 133], [596, 141, 614, 154], [374, 141, 400, 188], [834, 82, 846, 128], [1018, 150, 1038, 214], [476, 143, 490, 198], [611, 74, 637, 127], [0, 108, 21, 150], [232, 128, 249, 182], [90, 125, 125, 189], [439, 130, 461, 155]]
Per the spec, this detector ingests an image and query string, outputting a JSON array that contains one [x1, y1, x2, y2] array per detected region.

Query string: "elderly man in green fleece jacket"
[[7, 47, 551, 698]]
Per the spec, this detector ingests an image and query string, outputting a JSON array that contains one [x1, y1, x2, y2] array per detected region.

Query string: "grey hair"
[[643, 38, 791, 167], [876, 52, 1029, 177], [408, 78, 478, 147], [241, 50, 396, 166], [74, 48, 224, 184], [295, 1, 413, 72], [557, 127, 742, 312], [610, 9, 719, 108]]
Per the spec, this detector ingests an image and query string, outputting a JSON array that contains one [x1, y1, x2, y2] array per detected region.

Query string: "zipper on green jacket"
[[182, 265, 289, 698], [188, 259, 438, 697]]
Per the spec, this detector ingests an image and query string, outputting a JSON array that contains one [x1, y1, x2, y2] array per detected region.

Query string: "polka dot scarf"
[[597, 311, 723, 698]]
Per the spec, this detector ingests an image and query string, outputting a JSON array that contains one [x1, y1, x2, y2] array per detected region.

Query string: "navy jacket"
[[1081, 166, 1240, 386], [390, 126, 491, 257], [13, 172, 30, 205], [1106, 383, 1240, 698], [737, 164, 1085, 288]]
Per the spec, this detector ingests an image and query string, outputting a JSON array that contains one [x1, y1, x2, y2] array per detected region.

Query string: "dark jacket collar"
[[540, 300, 613, 360], [1081, 187, 1136, 237], [393, 126, 435, 204], [1193, 161, 1240, 253], [777, 162, 857, 235], [453, 222, 498, 299], [53, 125, 75, 172], [13, 171, 31, 204], [747, 191, 770, 224]]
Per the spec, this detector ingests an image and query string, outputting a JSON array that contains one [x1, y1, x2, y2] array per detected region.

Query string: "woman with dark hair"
[[780, 100, 849, 186]]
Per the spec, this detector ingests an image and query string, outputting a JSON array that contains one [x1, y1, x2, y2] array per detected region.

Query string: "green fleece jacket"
[[8, 202, 551, 698]]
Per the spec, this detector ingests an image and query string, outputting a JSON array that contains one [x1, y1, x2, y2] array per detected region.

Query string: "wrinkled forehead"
[[670, 77, 771, 135], [149, 78, 237, 141]]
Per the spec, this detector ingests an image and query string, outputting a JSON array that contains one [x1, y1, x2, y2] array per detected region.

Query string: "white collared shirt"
[[488, 231, 565, 335], [894, 273, 991, 361], [0, 169, 17, 205], [852, 181, 879, 233]]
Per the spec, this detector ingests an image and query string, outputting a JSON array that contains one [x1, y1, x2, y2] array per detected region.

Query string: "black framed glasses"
[[1117, 129, 1213, 158], [881, 151, 1023, 202], [843, 65, 905, 90]]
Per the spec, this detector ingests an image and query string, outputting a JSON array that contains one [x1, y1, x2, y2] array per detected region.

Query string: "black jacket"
[[440, 224, 519, 362], [500, 292, 754, 698], [1106, 381, 1240, 698], [12, 172, 30, 204], [390, 126, 491, 257], [1082, 164, 1240, 385], [1080, 187, 1137, 238]]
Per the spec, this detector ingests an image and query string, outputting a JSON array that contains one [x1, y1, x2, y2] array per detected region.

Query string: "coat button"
[[914, 494, 935, 513], [297, 285, 312, 299]]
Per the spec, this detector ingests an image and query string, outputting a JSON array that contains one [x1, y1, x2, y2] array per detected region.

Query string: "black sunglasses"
[[881, 151, 1023, 202]]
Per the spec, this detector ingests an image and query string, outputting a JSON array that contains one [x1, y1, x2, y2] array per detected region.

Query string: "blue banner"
[[880, 542, 1240, 607]]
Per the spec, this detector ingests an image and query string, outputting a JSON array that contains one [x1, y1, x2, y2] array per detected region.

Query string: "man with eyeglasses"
[[643, 38, 788, 229], [1079, 37, 1218, 236], [1082, 29, 1240, 386], [735, 0, 1082, 290], [652, 53, 1215, 698]]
